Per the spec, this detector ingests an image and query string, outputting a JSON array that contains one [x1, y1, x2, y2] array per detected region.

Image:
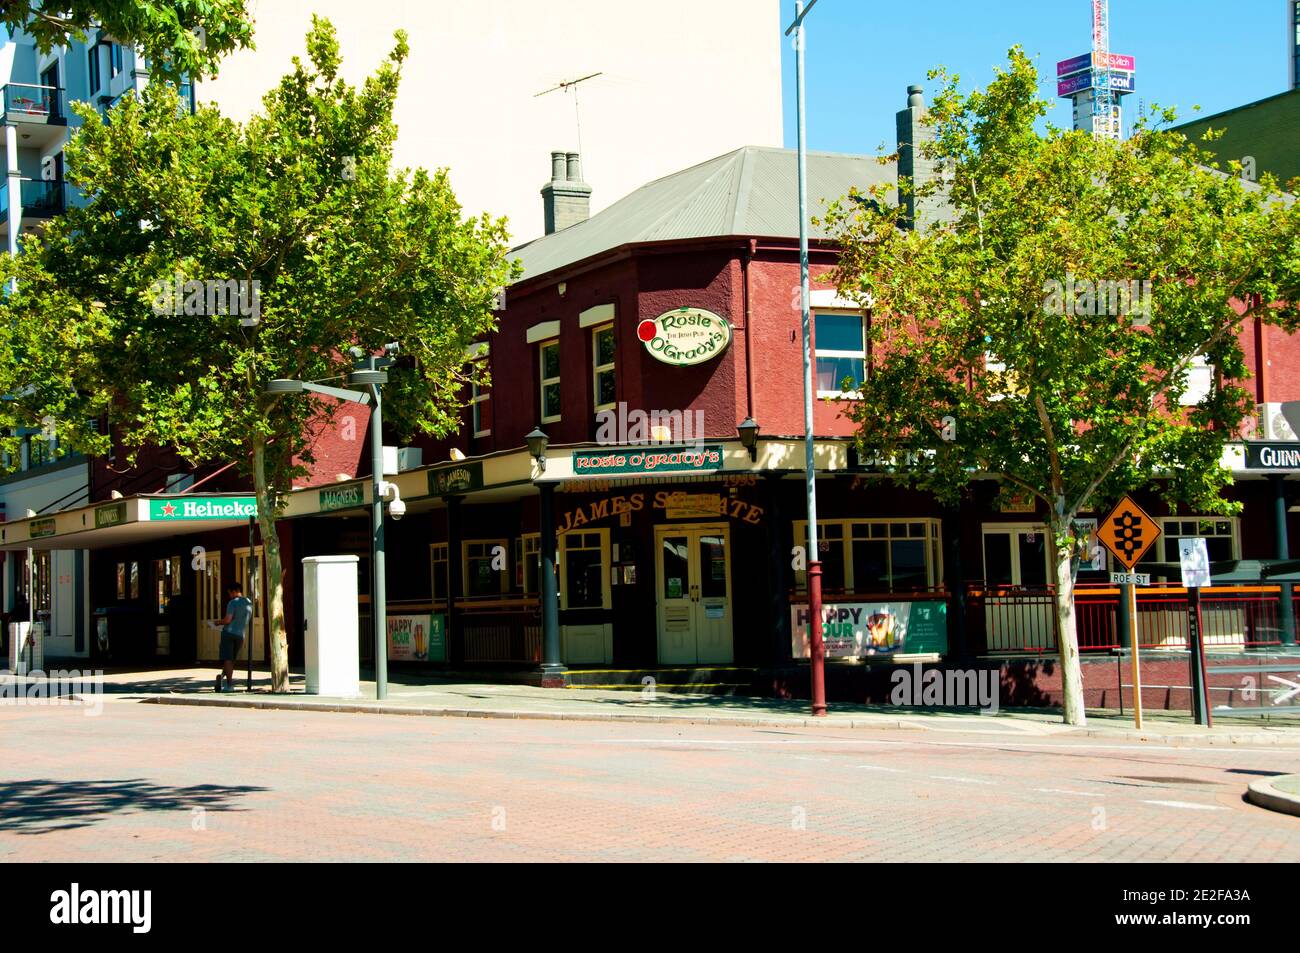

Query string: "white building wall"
[[196, 0, 784, 242]]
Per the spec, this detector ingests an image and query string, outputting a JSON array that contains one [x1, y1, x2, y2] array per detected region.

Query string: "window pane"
[[851, 539, 889, 591], [1018, 533, 1048, 587], [815, 356, 864, 392], [820, 541, 846, 593], [1207, 537, 1233, 563], [566, 549, 604, 608], [984, 534, 1012, 586], [662, 536, 689, 600], [891, 540, 928, 591], [595, 327, 616, 366], [699, 535, 727, 598], [543, 382, 561, 418], [814, 312, 863, 351], [541, 342, 560, 379], [596, 368, 616, 406]]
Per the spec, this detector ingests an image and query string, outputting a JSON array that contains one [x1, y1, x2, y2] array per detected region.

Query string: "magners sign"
[[637, 307, 731, 367]]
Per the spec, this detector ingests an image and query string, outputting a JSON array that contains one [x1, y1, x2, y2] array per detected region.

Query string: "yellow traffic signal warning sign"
[[1098, 496, 1162, 570]]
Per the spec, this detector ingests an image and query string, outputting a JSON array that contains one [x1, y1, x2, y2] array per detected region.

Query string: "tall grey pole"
[[788, 0, 826, 715], [369, 381, 388, 700]]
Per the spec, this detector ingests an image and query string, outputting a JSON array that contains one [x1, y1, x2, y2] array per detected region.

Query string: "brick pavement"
[[2, 700, 1299, 861]]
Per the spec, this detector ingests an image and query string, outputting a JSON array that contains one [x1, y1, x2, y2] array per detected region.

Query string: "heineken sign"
[[319, 484, 365, 512], [636, 308, 731, 366], [95, 502, 127, 528], [149, 497, 257, 521], [572, 446, 724, 477]]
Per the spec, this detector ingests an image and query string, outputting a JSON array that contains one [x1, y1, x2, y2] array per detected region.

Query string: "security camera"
[[388, 496, 406, 521], [384, 342, 400, 357]]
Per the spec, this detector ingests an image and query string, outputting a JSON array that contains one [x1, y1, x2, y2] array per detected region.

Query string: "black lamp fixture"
[[525, 427, 549, 472], [737, 417, 760, 461]]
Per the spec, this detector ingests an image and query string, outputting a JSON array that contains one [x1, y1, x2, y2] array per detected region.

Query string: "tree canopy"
[[3, 0, 255, 80], [0, 17, 515, 689], [823, 48, 1300, 724]]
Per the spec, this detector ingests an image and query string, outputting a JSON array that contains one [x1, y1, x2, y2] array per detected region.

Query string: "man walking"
[[215, 582, 254, 693]]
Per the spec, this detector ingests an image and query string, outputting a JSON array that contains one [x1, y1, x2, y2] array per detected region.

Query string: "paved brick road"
[[2, 699, 1299, 861]]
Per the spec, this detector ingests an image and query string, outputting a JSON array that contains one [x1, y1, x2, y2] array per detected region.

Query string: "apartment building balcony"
[[0, 178, 68, 237], [3, 84, 68, 149]]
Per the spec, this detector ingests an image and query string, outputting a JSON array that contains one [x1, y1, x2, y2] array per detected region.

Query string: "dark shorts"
[[219, 633, 246, 661]]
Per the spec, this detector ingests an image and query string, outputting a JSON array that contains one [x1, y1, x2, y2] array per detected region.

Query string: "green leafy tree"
[[1, 18, 514, 691], [823, 49, 1300, 725], [3, 0, 254, 80]]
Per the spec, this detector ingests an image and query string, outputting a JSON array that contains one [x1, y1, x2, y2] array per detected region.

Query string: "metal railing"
[[969, 582, 1293, 655], [3, 83, 64, 120]]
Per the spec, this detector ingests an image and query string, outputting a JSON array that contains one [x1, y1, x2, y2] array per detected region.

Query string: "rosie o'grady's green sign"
[[149, 497, 257, 521], [573, 446, 724, 476]]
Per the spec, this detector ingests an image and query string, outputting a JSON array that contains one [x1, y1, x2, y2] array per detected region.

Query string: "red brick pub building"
[[6, 90, 1300, 711]]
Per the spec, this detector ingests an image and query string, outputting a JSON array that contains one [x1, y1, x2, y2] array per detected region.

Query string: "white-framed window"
[[471, 371, 491, 437], [560, 529, 610, 610], [462, 539, 508, 598], [592, 324, 616, 411], [981, 523, 1049, 588], [814, 310, 866, 398], [429, 543, 448, 604], [109, 43, 123, 79], [794, 519, 943, 594], [539, 339, 561, 423], [516, 534, 540, 596], [1141, 517, 1239, 566]]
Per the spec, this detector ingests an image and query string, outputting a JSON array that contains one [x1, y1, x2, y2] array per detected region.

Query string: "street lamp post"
[[267, 353, 401, 701], [785, 0, 827, 716]]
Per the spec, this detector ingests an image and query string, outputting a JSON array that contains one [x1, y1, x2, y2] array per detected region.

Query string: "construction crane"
[[1090, 0, 1117, 139]]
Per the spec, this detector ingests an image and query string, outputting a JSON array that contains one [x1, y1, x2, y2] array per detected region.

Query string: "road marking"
[[1036, 788, 1105, 797], [929, 775, 996, 785], [856, 764, 906, 773], [1141, 800, 1225, 811]]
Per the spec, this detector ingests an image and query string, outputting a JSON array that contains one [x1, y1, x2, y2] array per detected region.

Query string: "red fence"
[[968, 583, 1290, 655]]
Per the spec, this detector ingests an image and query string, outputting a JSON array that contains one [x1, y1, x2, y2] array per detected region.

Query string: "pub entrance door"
[[654, 523, 733, 665]]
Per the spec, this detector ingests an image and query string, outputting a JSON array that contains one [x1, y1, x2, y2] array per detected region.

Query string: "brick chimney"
[[896, 85, 949, 232], [541, 150, 592, 234]]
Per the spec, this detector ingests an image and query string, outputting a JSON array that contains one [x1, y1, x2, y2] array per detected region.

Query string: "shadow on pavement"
[[0, 778, 268, 835]]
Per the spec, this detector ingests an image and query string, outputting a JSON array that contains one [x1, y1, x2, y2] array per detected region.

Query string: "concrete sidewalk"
[[11, 664, 1300, 744]]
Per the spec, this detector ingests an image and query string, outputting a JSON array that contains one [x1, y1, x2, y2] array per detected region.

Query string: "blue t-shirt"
[[222, 596, 254, 638]]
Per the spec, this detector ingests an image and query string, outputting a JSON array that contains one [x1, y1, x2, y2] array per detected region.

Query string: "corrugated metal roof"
[[510, 145, 897, 283]]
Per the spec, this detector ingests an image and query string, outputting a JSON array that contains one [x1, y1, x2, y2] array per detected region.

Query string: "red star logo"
[[161, 503, 176, 517]]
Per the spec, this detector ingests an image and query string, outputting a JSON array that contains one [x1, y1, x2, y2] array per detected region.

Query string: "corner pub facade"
[[6, 89, 1300, 709]]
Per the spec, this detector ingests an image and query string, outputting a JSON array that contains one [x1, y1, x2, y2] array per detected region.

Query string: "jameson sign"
[[319, 484, 365, 512], [95, 501, 127, 528], [572, 446, 723, 476], [149, 497, 257, 520], [429, 461, 484, 496], [636, 307, 732, 366], [792, 601, 948, 659], [28, 518, 57, 538], [387, 613, 446, 662], [1244, 442, 1300, 470]]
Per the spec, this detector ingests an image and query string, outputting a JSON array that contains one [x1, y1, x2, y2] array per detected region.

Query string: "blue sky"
[[780, 0, 1293, 155]]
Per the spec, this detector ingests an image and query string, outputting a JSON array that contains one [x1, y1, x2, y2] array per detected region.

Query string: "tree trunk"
[[1052, 532, 1087, 726], [252, 439, 290, 692]]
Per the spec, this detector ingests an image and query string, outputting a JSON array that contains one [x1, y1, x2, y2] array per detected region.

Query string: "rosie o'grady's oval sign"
[[637, 307, 732, 366]]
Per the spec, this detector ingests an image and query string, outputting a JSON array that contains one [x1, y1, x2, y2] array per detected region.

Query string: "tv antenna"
[[534, 71, 603, 161]]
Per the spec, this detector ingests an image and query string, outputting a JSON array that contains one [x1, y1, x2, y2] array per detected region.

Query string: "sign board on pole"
[[1097, 496, 1162, 570], [1179, 537, 1212, 589], [1110, 572, 1150, 585]]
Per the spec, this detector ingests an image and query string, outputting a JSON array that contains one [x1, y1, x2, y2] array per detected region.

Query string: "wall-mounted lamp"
[[525, 427, 549, 473], [737, 417, 760, 462]]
